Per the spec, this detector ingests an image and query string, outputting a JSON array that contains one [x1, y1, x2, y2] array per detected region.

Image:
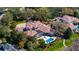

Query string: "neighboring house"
[[61, 15, 79, 32], [2, 43, 17, 51], [61, 15, 78, 23], [54, 15, 79, 32], [0, 43, 17, 51], [0, 13, 5, 20], [55, 15, 79, 23], [38, 36, 57, 44], [66, 23, 76, 30]]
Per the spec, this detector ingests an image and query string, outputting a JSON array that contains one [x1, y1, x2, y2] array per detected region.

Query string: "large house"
[[15, 21, 53, 37]]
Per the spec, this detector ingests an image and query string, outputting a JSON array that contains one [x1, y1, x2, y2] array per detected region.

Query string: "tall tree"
[[63, 28, 72, 39], [22, 7, 51, 21], [48, 7, 62, 18], [4, 11, 13, 27], [0, 24, 11, 38]]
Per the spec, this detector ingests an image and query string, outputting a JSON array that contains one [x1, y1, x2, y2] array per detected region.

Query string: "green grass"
[[44, 33, 79, 51], [44, 39, 63, 51], [47, 41, 63, 51]]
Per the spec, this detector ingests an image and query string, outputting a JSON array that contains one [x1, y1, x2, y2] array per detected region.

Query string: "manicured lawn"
[[44, 39, 63, 51], [44, 33, 79, 51]]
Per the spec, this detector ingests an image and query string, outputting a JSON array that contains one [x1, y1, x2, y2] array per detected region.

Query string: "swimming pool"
[[43, 36, 57, 44], [46, 38, 54, 44]]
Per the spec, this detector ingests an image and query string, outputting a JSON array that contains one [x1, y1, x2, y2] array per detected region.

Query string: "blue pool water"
[[46, 38, 54, 43]]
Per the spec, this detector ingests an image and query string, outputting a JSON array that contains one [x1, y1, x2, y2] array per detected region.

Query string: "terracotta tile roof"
[[62, 15, 79, 23], [24, 30, 37, 37], [26, 21, 51, 33], [15, 21, 52, 36], [66, 23, 75, 29], [55, 15, 79, 23], [15, 23, 26, 32]]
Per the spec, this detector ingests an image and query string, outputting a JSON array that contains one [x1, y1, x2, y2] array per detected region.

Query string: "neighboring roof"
[[0, 14, 5, 20], [54, 15, 79, 30], [62, 15, 79, 23], [55, 15, 79, 23], [0, 43, 17, 51], [0, 12, 3, 15], [66, 23, 75, 30]]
